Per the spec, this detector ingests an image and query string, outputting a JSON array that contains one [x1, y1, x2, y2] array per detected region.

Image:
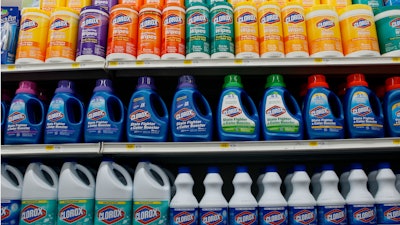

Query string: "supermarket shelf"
[[1, 143, 102, 157], [2, 61, 105, 73]]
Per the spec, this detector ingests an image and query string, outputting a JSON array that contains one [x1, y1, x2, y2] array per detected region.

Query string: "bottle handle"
[[5, 164, 24, 188], [40, 164, 59, 188], [197, 92, 213, 117], [112, 162, 132, 187], [331, 93, 344, 119], [153, 93, 169, 120], [244, 93, 258, 116], [75, 163, 96, 188], [71, 96, 85, 124], [287, 92, 302, 115], [148, 163, 170, 189]]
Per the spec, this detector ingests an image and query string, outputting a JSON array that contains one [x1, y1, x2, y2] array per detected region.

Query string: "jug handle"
[[76, 164, 96, 188], [148, 163, 170, 188], [72, 96, 85, 124], [112, 162, 132, 187], [40, 164, 59, 188], [5, 165, 24, 188]]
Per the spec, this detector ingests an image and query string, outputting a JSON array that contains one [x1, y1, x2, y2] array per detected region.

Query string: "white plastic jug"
[[1, 163, 24, 225]]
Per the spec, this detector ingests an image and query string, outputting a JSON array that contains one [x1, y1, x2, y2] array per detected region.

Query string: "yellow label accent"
[[45, 145, 55, 151], [309, 141, 318, 147], [393, 57, 400, 62], [136, 60, 145, 65], [134, 201, 162, 204], [98, 201, 127, 205], [71, 63, 80, 68], [220, 143, 230, 149], [126, 144, 135, 150], [314, 58, 323, 63], [60, 200, 87, 204], [23, 200, 48, 204], [393, 139, 400, 145], [234, 59, 243, 64], [7, 65, 16, 70], [109, 61, 119, 67], [184, 60, 192, 65]]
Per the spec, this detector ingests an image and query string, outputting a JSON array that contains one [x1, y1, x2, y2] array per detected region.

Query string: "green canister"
[[186, 3, 211, 59], [210, 1, 235, 58], [374, 6, 400, 56]]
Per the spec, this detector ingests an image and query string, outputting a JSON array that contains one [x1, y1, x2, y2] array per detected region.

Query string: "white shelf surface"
[[1, 143, 101, 156], [1, 61, 105, 73]]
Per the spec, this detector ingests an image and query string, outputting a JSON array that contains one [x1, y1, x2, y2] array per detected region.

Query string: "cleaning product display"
[[1, 162, 23, 225]]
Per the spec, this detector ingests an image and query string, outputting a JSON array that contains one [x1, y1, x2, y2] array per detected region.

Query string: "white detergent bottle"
[[58, 161, 96, 225], [257, 168, 267, 201], [199, 166, 228, 225], [374, 162, 400, 225], [229, 166, 258, 225], [258, 166, 288, 225], [133, 161, 170, 225], [284, 169, 294, 201], [288, 165, 317, 225], [1, 162, 23, 225], [94, 159, 132, 225], [311, 167, 321, 200], [317, 164, 347, 225], [368, 166, 379, 197], [340, 167, 350, 199], [20, 162, 59, 225], [346, 163, 376, 225], [170, 167, 199, 225], [396, 172, 400, 194]]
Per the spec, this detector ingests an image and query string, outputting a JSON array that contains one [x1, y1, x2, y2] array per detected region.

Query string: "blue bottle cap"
[[294, 165, 306, 172], [94, 79, 113, 92], [55, 80, 75, 94], [350, 163, 363, 170], [102, 157, 114, 162], [266, 166, 277, 172], [236, 166, 248, 173], [137, 76, 155, 89], [178, 75, 197, 89], [178, 167, 190, 173], [378, 162, 391, 169], [322, 164, 334, 171], [64, 157, 77, 163], [208, 167, 219, 173]]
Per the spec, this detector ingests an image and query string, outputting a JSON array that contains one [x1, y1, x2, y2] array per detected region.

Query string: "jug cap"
[[16, 81, 37, 95], [265, 74, 286, 88], [266, 166, 277, 172], [208, 166, 220, 173], [385, 77, 400, 92], [350, 163, 363, 170], [347, 73, 368, 88], [137, 76, 155, 89], [178, 167, 190, 173], [294, 165, 306, 171], [55, 80, 75, 94], [178, 75, 197, 89], [223, 74, 243, 88], [307, 74, 329, 89], [378, 162, 390, 169], [236, 166, 248, 173], [94, 79, 113, 92], [321, 164, 334, 171]]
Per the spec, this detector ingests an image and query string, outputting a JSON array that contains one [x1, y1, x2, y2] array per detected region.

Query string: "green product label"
[[94, 200, 132, 225], [20, 200, 57, 225], [221, 92, 256, 133], [376, 15, 400, 55], [57, 199, 94, 225], [133, 201, 169, 225], [210, 7, 234, 54], [186, 7, 210, 55], [265, 92, 299, 133]]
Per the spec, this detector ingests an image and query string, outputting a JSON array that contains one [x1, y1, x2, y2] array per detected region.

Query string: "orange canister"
[[137, 5, 162, 60], [161, 5, 186, 59], [142, 0, 164, 10], [119, 0, 143, 11]]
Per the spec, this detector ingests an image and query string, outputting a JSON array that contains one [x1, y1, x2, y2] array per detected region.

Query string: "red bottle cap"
[[346, 73, 368, 88], [385, 76, 400, 92], [307, 74, 329, 89]]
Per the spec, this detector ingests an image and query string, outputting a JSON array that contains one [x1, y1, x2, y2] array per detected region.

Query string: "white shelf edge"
[[1, 143, 101, 156], [1, 61, 106, 73]]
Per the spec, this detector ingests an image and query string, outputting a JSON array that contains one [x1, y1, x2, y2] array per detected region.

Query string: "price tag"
[[220, 143, 230, 149], [393, 139, 400, 145], [109, 61, 119, 67], [126, 144, 135, 150], [7, 65, 16, 70], [71, 63, 80, 68], [45, 145, 55, 151], [392, 57, 400, 62], [314, 58, 323, 63], [309, 141, 318, 147], [136, 61, 145, 65], [184, 60, 192, 65], [234, 59, 243, 64]]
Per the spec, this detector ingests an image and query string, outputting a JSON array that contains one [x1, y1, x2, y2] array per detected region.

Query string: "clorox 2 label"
[[288, 206, 317, 225], [20, 200, 57, 225], [229, 207, 258, 225], [317, 205, 347, 225], [259, 207, 288, 225], [170, 207, 198, 225], [1, 200, 21, 225], [133, 201, 168, 225], [58, 199, 94, 225], [94, 200, 132, 225], [347, 204, 376, 225], [200, 207, 228, 225], [376, 204, 400, 224]]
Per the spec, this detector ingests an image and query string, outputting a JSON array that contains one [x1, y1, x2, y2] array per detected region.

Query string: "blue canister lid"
[[178, 167, 191, 173], [378, 162, 391, 169], [208, 166, 219, 173], [294, 165, 306, 172], [322, 164, 334, 171], [350, 163, 363, 170], [178, 75, 197, 89], [94, 79, 113, 92], [236, 166, 248, 173], [266, 166, 277, 172], [55, 80, 75, 94]]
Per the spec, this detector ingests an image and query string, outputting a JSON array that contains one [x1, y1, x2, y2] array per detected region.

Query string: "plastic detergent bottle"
[[44, 80, 85, 144], [217, 74, 260, 141], [1, 163, 23, 225], [303, 74, 345, 139], [346, 163, 376, 225], [199, 167, 228, 225], [4, 81, 45, 145], [288, 165, 317, 225], [171, 75, 213, 142], [57, 161, 95, 225], [261, 74, 303, 141], [368, 166, 379, 197], [126, 76, 168, 142], [340, 167, 351, 199], [258, 166, 288, 225], [95, 159, 133, 225], [20, 162, 58, 225], [84, 79, 125, 143], [311, 167, 321, 200], [396, 173, 400, 194], [284, 169, 294, 201], [133, 161, 170, 225], [383, 77, 400, 137], [169, 167, 199, 225], [317, 164, 347, 225], [1, 90, 12, 138], [257, 168, 267, 201]]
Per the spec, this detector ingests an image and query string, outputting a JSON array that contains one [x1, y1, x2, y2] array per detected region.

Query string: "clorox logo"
[[50, 18, 69, 30], [222, 106, 242, 117], [260, 12, 280, 24], [47, 110, 64, 122], [317, 19, 334, 29], [294, 210, 315, 225], [81, 15, 101, 28], [135, 205, 160, 224], [266, 105, 286, 117], [1, 206, 10, 220], [201, 211, 222, 225], [325, 209, 346, 224], [351, 104, 372, 117], [263, 211, 286, 225], [188, 12, 208, 25], [113, 13, 132, 25], [98, 205, 125, 224], [21, 19, 38, 31], [87, 108, 106, 121], [59, 204, 87, 223], [390, 18, 400, 28], [21, 205, 47, 223], [174, 211, 195, 225], [352, 18, 371, 28], [235, 211, 256, 225], [237, 12, 257, 24], [130, 109, 151, 122], [140, 17, 159, 29], [310, 106, 330, 118], [175, 108, 196, 121], [213, 12, 232, 24], [8, 111, 26, 124], [164, 14, 183, 26], [284, 12, 304, 24], [384, 206, 400, 222], [354, 208, 375, 223]]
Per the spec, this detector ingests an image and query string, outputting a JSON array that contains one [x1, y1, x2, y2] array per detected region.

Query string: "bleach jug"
[[344, 73, 384, 138], [340, 167, 351, 199], [311, 167, 321, 199], [58, 161, 95, 225], [257, 168, 267, 201], [45, 80, 85, 144], [396, 172, 400, 194], [261, 74, 303, 140], [217, 74, 260, 141], [368, 166, 379, 197], [1, 163, 23, 225], [171, 75, 213, 142], [258, 166, 288, 225], [346, 163, 376, 225], [4, 81, 45, 145], [284, 169, 294, 201], [383, 77, 400, 137], [199, 167, 228, 225], [303, 74, 345, 139], [20, 162, 59, 225], [127, 76, 169, 142], [85, 79, 125, 143], [95, 159, 132, 225], [170, 167, 199, 225], [133, 161, 170, 225]]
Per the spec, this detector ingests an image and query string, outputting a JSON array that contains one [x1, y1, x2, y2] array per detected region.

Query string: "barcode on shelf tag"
[[393, 140, 400, 145], [109, 61, 119, 67], [7, 65, 16, 70], [234, 59, 243, 64], [309, 141, 319, 147], [184, 60, 192, 65], [393, 57, 400, 62], [45, 145, 55, 151], [136, 61, 145, 65], [71, 63, 80, 68]]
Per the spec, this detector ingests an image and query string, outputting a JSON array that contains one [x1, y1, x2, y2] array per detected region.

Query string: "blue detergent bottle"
[[4, 81, 45, 144], [1, 89, 12, 138], [171, 75, 213, 142], [344, 73, 384, 138], [217, 74, 260, 141], [383, 76, 400, 137], [84, 79, 125, 143], [44, 80, 85, 144], [126, 76, 169, 142], [260, 74, 303, 140], [303, 74, 344, 139]]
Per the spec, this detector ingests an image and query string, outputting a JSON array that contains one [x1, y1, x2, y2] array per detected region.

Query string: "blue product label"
[[86, 96, 118, 136], [1, 7, 20, 64], [229, 207, 257, 225], [95, 200, 132, 225], [6, 99, 40, 138], [20, 200, 57, 225], [317, 205, 347, 225], [347, 204, 376, 225], [309, 93, 343, 133], [174, 94, 209, 134], [259, 206, 288, 225], [129, 96, 162, 135], [376, 203, 400, 224], [350, 91, 383, 131], [170, 207, 198, 225], [1, 199, 21, 225], [289, 206, 317, 225], [391, 103, 400, 128], [200, 207, 228, 225], [46, 97, 75, 137]]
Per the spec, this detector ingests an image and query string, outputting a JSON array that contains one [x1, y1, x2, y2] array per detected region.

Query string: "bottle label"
[[200, 207, 228, 225], [259, 206, 288, 225], [350, 91, 383, 131], [46, 97, 75, 137], [221, 92, 256, 133], [6, 99, 40, 138], [129, 96, 162, 135], [186, 7, 210, 55], [94, 200, 132, 225], [347, 204, 376, 225], [265, 92, 300, 133], [57, 199, 94, 225], [210, 7, 234, 55], [376, 203, 400, 224], [309, 93, 343, 133], [170, 207, 198, 225], [173, 95, 209, 134], [1, 199, 21, 225], [19, 200, 57, 225], [86, 96, 119, 136], [288, 206, 317, 225], [133, 201, 169, 225], [317, 205, 347, 225], [391, 103, 400, 128], [229, 207, 258, 225]]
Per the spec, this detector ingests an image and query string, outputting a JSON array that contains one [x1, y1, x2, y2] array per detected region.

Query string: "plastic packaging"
[[368, 166, 379, 197], [1, 6, 20, 64], [311, 168, 321, 199], [186, 3, 210, 59], [210, 1, 235, 59], [137, 5, 162, 60], [93, 0, 118, 12], [374, 6, 400, 56], [161, 5, 186, 60], [383, 77, 400, 137], [352, 0, 383, 11], [66, 0, 91, 14], [41, 0, 66, 11], [284, 169, 294, 201], [1, 90, 12, 140], [1, 163, 23, 225], [340, 168, 351, 199]]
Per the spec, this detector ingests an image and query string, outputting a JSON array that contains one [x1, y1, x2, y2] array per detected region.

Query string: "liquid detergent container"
[[95, 159, 132, 225], [126, 76, 169, 142], [171, 75, 213, 142], [58, 161, 95, 225], [344, 74, 384, 138], [85, 79, 125, 143], [217, 74, 260, 141], [1, 163, 24, 225], [20, 162, 59, 225], [44, 80, 85, 144], [260, 74, 303, 140], [303, 74, 344, 139], [1, 90, 12, 140], [4, 81, 45, 145], [383, 77, 400, 137], [133, 161, 171, 225]]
